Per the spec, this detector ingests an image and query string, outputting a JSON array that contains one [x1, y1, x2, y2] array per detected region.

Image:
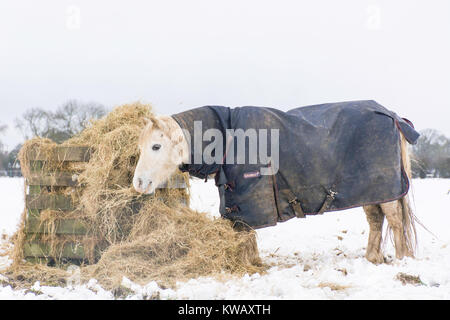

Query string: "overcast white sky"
[[1, 0, 449, 149]]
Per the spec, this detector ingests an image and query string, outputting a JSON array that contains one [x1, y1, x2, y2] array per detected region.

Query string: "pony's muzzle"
[[133, 176, 152, 194]]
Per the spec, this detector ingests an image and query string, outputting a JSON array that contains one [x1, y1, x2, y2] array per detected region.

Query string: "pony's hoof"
[[366, 252, 385, 265]]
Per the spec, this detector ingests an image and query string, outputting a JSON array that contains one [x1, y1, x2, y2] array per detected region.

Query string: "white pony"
[[133, 115, 416, 264]]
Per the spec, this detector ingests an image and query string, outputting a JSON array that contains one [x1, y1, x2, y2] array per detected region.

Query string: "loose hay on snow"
[[85, 202, 261, 288], [5, 102, 263, 289]]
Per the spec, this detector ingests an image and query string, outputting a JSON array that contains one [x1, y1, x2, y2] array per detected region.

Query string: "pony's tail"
[[399, 133, 418, 256]]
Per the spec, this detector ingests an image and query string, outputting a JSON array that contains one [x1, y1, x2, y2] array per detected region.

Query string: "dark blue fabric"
[[173, 100, 419, 229]]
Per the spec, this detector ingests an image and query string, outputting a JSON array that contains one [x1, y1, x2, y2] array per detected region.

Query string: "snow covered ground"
[[0, 178, 24, 236], [0, 177, 449, 300]]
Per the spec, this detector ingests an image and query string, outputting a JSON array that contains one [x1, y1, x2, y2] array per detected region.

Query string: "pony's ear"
[[154, 115, 176, 138], [138, 118, 153, 147], [155, 115, 171, 125]]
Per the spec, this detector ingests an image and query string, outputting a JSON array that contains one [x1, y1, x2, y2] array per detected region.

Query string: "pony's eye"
[[152, 144, 161, 151]]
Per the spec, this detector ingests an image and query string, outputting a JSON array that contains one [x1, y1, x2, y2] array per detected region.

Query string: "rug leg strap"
[[216, 166, 228, 217], [289, 197, 305, 218], [276, 171, 306, 219], [317, 187, 338, 215]]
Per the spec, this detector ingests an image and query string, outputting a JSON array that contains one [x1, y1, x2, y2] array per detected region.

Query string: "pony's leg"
[[380, 200, 408, 260], [363, 205, 385, 264]]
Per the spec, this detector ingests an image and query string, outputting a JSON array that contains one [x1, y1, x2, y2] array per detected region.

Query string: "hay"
[[84, 201, 261, 288], [395, 272, 424, 286], [6, 102, 263, 289]]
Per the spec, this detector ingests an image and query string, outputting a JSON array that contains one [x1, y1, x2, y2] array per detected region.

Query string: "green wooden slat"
[[26, 194, 74, 210], [153, 189, 188, 206], [27, 209, 40, 219], [27, 146, 91, 162], [25, 216, 87, 235], [158, 175, 187, 189], [29, 161, 44, 172], [23, 241, 89, 260], [24, 257, 53, 265], [28, 185, 42, 195], [27, 172, 78, 187]]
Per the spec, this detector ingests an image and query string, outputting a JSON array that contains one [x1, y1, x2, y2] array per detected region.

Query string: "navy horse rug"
[[172, 100, 419, 229]]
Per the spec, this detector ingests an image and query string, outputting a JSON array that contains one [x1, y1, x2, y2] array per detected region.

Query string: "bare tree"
[[412, 129, 450, 178], [53, 100, 106, 137], [15, 108, 51, 140], [0, 124, 7, 151], [16, 100, 107, 143], [0, 124, 7, 171]]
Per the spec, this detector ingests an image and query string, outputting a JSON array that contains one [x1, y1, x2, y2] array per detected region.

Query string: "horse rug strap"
[[317, 186, 338, 215], [275, 169, 306, 219], [173, 100, 420, 229], [216, 166, 227, 216], [289, 197, 306, 219]]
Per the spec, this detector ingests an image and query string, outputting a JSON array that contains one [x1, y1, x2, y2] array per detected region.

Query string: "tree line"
[[411, 129, 450, 178], [0, 100, 107, 176], [0, 102, 449, 178]]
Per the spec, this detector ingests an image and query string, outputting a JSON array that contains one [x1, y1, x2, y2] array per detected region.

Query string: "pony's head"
[[133, 115, 188, 194]]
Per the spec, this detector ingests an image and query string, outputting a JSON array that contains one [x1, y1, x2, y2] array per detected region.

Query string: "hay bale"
[[6, 102, 263, 289]]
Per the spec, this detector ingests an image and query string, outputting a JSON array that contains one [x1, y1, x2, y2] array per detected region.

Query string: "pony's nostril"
[[134, 177, 152, 193]]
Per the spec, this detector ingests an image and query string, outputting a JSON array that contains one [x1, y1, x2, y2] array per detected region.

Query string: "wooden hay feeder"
[[22, 145, 187, 266]]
